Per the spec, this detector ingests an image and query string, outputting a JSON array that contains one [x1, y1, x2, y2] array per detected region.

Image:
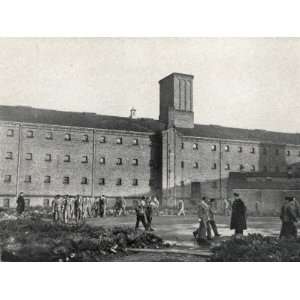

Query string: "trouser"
[[208, 220, 219, 236], [280, 221, 297, 239], [146, 212, 153, 228], [135, 214, 147, 230], [194, 220, 212, 241], [178, 208, 185, 216]]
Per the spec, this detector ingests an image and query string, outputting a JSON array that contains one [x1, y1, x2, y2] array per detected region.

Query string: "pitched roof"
[[0, 105, 166, 133], [177, 124, 300, 145]]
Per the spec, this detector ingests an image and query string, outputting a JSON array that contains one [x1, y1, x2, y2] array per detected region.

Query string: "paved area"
[[87, 214, 282, 248]]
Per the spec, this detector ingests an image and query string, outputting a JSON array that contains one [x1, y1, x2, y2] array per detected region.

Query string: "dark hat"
[[202, 196, 206, 200], [233, 193, 239, 197], [210, 198, 215, 202]]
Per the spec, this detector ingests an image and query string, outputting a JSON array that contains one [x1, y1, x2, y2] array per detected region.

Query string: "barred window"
[[27, 130, 34, 138], [263, 148, 267, 155], [43, 199, 50, 207], [132, 179, 138, 186], [5, 152, 13, 159], [212, 163, 217, 170], [99, 178, 105, 185], [99, 136, 106, 143], [82, 135, 89, 142], [239, 164, 244, 171], [180, 181, 184, 187], [3, 198, 10, 208], [116, 158, 123, 165], [81, 177, 88, 184], [225, 145, 230, 152], [225, 164, 230, 170], [46, 132, 53, 140], [250, 147, 256, 154], [132, 159, 138, 166], [44, 176, 51, 183], [63, 177, 70, 184], [25, 153, 32, 160], [212, 181, 218, 189], [238, 146, 243, 153], [45, 154, 52, 161], [25, 175, 31, 183], [4, 175, 11, 183], [133, 138, 139, 145], [193, 162, 199, 169], [116, 137, 123, 144], [64, 155, 71, 162], [99, 157, 106, 164], [251, 165, 256, 172], [116, 178, 122, 186], [275, 149, 279, 155], [287, 150, 291, 156], [263, 166, 268, 172], [64, 133, 71, 141], [211, 145, 217, 151], [193, 143, 198, 150], [82, 156, 88, 163], [181, 161, 185, 169], [181, 143, 185, 149], [7, 129, 14, 137]]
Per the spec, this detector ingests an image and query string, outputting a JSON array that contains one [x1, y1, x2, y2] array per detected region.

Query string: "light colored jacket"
[[198, 201, 209, 223]]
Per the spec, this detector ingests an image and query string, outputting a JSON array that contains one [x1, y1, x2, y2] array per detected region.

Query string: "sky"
[[0, 38, 300, 133]]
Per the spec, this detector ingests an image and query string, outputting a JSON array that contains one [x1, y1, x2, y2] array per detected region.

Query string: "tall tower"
[[159, 73, 194, 128]]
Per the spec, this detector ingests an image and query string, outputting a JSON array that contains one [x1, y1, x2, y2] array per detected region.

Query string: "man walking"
[[177, 199, 185, 216], [208, 198, 221, 237], [230, 193, 247, 236], [135, 196, 147, 231], [145, 197, 155, 231], [16, 192, 25, 215]]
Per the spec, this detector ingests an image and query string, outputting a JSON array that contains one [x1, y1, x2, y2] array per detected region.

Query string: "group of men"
[[51, 194, 108, 224], [134, 196, 159, 231]]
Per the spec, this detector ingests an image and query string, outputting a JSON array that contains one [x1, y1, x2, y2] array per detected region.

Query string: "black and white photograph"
[[1, 37, 300, 262]]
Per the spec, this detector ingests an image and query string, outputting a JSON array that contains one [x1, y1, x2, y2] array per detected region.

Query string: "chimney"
[[129, 107, 136, 119]]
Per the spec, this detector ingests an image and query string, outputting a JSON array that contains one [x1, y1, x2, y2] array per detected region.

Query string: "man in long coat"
[[16, 192, 25, 215], [280, 196, 298, 239], [230, 193, 247, 236]]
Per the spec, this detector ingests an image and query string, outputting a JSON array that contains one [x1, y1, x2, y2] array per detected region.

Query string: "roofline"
[[159, 72, 194, 83]]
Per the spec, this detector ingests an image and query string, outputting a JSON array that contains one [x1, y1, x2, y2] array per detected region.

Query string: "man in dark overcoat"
[[230, 193, 247, 236], [16, 192, 25, 215]]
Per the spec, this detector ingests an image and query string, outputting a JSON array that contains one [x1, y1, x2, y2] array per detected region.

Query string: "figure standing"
[[280, 196, 298, 239], [135, 196, 147, 230], [177, 199, 185, 216], [16, 192, 25, 215], [145, 197, 154, 231], [208, 198, 220, 237], [230, 193, 247, 236]]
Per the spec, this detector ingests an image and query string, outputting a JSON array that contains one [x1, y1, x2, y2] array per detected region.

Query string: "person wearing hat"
[[230, 193, 247, 236], [16, 192, 25, 215], [280, 196, 298, 239], [208, 198, 221, 237]]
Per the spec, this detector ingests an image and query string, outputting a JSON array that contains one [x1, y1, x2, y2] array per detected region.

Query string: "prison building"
[[1, 72, 300, 210]]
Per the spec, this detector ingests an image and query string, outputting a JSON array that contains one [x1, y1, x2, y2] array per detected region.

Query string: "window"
[[99, 178, 105, 185], [116, 137, 123, 144], [239, 164, 244, 171], [212, 163, 217, 170], [275, 166, 280, 172], [193, 162, 199, 169], [25, 175, 31, 183], [133, 138, 139, 145], [44, 176, 51, 183], [275, 149, 279, 155], [251, 165, 256, 172], [99, 157, 106, 164], [263, 148, 267, 155], [212, 181, 218, 189], [298, 151, 300, 157], [63, 177, 70, 184], [263, 166, 268, 172], [7, 129, 14, 137], [225, 164, 230, 170], [82, 135, 89, 142], [81, 177, 88, 184], [3, 198, 10, 208], [116, 158, 123, 165], [99, 136, 106, 143], [64, 155, 71, 162], [27, 130, 34, 138], [45, 154, 51, 162], [250, 147, 255, 154], [64, 133, 71, 141], [43, 199, 50, 207], [181, 161, 185, 169], [82, 156, 88, 163], [5, 152, 13, 159], [116, 178, 122, 186], [225, 145, 230, 152], [25, 199, 30, 207], [287, 150, 291, 156], [132, 159, 138, 166], [132, 179, 138, 186], [211, 145, 217, 151], [25, 153, 32, 160], [149, 159, 154, 167], [4, 175, 11, 183], [46, 132, 53, 140], [193, 143, 198, 150], [180, 181, 184, 187], [181, 143, 184, 150], [238, 146, 243, 153]]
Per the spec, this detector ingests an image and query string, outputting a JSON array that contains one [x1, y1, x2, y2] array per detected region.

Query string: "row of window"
[[1, 198, 31, 208], [183, 142, 300, 156], [5, 129, 140, 145], [3, 175, 143, 186], [180, 161, 256, 171], [5, 152, 142, 165]]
